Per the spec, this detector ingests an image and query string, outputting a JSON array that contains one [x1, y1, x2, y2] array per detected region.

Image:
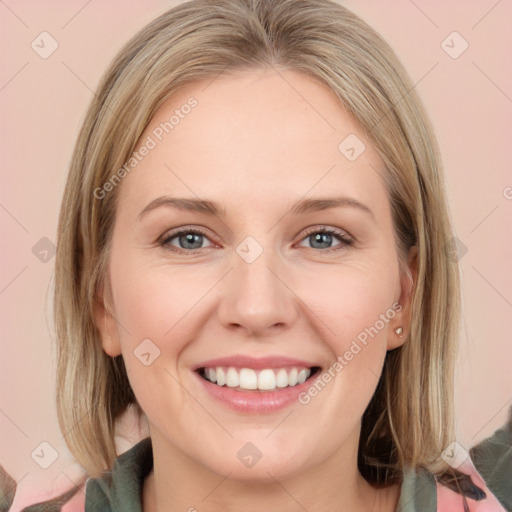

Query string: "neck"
[[142, 426, 400, 512]]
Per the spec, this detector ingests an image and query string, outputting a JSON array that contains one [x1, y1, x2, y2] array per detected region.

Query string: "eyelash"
[[158, 226, 354, 255], [301, 226, 354, 252]]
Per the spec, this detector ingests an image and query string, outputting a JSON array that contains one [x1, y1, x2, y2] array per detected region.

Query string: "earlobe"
[[387, 315, 406, 351], [93, 283, 122, 357], [387, 245, 418, 350]]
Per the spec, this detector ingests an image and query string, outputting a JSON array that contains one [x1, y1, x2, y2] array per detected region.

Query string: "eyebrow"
[[138, 195, 374, 220]]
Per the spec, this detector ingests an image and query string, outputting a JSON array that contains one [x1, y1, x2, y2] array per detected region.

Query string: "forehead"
[[115, 67, 388, 218]]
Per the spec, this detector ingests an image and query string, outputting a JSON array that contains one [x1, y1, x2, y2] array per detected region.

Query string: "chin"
[[198, 444, 312, 483]]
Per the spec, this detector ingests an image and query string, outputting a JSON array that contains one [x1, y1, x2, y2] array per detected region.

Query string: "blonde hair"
[[55, 0, 461, 484]]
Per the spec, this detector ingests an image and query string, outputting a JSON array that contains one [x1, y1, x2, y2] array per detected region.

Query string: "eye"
[[158, 225, 354, 255], [159, 228, 214, 253], [297, 226, 354, 252]]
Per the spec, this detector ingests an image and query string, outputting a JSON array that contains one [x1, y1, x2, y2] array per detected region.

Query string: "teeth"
[[258, 369, 276, 390], [298, 369, 308, 384], [276, 368, 289, 388], [202, 366, 312, 391], [216, 368, 226, 386], [239, 368, 258, 389], [226, 367, 239, 388], [207, 368, 217, 383], [288, 368, 298, 386]]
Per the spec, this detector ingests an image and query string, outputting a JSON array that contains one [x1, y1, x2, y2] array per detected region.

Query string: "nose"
[[216, 246, 299, 337]]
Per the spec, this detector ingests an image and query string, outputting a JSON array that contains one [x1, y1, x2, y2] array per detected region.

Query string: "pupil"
[[312, 233, 331, 249], [181, 233, 202, 249]]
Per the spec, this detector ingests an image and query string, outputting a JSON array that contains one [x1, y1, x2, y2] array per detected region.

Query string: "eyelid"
[[297, 225, 354, 252], [300, 225, 353, 242], [158, 226, 217, 250]]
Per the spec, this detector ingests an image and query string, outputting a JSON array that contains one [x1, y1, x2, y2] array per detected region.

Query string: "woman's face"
[[97, 67, 415, 481]]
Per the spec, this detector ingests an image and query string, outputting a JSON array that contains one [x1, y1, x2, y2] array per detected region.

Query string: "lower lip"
[[194, 371, 316, 414]]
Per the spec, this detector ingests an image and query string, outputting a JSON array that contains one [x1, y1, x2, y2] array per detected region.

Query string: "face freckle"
[[101, 67, 411, 484]]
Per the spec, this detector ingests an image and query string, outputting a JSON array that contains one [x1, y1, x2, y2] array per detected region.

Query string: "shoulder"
[[470, 406, 512, 511], [398, 408, 512, 512], [398, 465, 507, 512], [85, 437, 153, 512]]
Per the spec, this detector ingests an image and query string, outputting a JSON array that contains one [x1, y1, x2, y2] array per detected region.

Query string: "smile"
[[199, 366, 321, 391], [192, 355, 323, 413]]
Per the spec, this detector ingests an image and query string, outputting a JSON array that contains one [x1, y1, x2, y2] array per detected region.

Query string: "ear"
[[93, 278, 122, 357], [387, 245, 418, 350]]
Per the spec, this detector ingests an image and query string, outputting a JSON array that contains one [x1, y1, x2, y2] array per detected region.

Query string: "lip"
[[193, 370, 319, 414], [192, 355, 319, 371]]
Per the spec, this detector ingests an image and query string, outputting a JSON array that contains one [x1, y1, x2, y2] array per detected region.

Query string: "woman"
[[54, 0, 510, 510]]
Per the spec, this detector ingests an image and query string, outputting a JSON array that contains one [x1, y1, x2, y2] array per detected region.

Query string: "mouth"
[[196, 365, 322, 392], [192, 355, 324, 413]]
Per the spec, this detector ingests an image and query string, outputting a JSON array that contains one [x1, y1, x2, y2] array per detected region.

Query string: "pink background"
[[1, 0, 511, 506]]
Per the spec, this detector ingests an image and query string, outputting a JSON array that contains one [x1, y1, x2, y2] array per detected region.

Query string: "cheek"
[[108, 256, 224, 402], [108, 263, 204, 424], [292, 259, 398, 415], [296, 260, 398, 354], [110, 255, 214, 346], [293, 269, 395, 432]]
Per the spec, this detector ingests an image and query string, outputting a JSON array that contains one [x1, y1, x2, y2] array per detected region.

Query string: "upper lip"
[[192, 355, 321, 371]]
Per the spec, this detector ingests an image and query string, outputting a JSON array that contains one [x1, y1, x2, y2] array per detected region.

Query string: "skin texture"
[[95, 67, 417, 512]]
